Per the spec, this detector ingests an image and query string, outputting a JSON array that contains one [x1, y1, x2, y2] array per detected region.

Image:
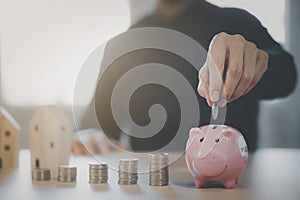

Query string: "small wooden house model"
[[29, 106, 72, 178], [0, 107, 20, 173]]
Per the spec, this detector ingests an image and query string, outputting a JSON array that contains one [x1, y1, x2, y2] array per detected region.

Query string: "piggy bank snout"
[[195, 150, 228, 177]]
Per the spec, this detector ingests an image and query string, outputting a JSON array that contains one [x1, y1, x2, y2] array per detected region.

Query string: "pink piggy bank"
[[185, 125, 248, 189]]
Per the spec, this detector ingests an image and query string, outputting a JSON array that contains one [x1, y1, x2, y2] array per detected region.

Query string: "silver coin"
[[32, 168, 51, 181], [118, 158, 139, 185], [89, 163, 108, 184], [148, 153, 169, 186], [89, 163, 108, 169], [57, 165, 77, 183], [212, 102, 219, 120]]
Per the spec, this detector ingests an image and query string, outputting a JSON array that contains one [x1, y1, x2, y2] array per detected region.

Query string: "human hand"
[[198, 32, 269, 106]]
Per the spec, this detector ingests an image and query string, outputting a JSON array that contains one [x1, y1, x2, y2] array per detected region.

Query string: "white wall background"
[[0, 0, 131, 106], [0, 0, 156, 148]]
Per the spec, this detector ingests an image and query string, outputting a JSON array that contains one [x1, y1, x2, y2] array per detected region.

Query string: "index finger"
[[207, 42, 227, 103]]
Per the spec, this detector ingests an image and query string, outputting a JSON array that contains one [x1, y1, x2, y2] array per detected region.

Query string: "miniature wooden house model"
[[0, 107, 20, 173], [29, 106, 72, 178]]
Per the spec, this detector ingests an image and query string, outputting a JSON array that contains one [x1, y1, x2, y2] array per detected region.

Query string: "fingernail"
[[211, 91, 219, 102], [206, 98, 212, 107]]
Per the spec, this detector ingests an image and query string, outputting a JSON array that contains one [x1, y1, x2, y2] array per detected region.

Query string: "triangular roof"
[[0, 106, 21, 131]]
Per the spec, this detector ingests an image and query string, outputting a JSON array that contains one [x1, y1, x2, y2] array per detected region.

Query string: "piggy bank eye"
[[200, 137, 204, 142], [215, 138, 220, 143]]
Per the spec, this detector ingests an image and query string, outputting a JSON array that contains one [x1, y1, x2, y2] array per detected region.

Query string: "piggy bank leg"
[[194, 177, 206, 188], [223, 179, 236, 189]]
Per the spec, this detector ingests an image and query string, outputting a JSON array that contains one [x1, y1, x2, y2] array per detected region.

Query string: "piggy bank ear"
[[189, 128, 200, 138], [186, 128, 200, 150], [223, 131, 233, 139]]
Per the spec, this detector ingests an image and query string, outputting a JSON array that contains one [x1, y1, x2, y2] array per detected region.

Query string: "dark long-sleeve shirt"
[[90, 1, 297, 152]]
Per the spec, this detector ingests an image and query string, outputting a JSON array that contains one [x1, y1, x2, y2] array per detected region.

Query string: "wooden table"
[[0, 149, 299, 200]]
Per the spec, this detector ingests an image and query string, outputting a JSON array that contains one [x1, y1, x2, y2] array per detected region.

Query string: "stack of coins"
[[31, 168, 51, 181], [149, 153, 169, 186], [57, 165, 77, 183], [118, 158, 138, 185], [89, 163, 108, 184]]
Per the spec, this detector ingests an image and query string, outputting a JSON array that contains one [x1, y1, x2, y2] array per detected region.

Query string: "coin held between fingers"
[[212, 102, 219, 121]]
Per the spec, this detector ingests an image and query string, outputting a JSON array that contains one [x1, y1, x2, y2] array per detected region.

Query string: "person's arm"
[[243, 15, 297, 100], [198, 9, 297, 105], [233, 8, 297, 100]]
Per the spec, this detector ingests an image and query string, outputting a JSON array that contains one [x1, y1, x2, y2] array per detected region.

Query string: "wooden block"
[[0, 107, 20, 173], [29, 106, 72, 179]]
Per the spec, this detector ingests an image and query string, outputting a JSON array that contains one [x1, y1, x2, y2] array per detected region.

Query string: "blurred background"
[[0, 0, 299, 149]]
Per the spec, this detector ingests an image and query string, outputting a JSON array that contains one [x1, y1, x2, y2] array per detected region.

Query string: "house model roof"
[[0, 107, 21, 131]]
